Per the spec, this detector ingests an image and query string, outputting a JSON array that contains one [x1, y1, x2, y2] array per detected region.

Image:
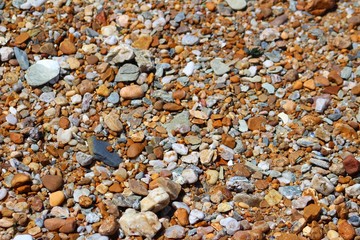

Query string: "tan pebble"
[[99, 215, 119, 236], [77, 80, 95, 95], [79, 195, 93, 208], [97, 85, 111, 97], [11, 173, 31, 188], [120, 85, 144, 99], [44, 218, 66, 231], [59, 39, 77, 55], [104, 112, 123, 132], [49, 191, 66, 207], [247, 116, 266, 131], [205, 2, 216, 11], [174, 208, 189, 226], [292, 80, 303, 90], [127, 143, 145, 158], [96, 184, 108, 194], [132, 35, 153, 50], [304, 79, 316, 90], [351, 84, 360, 95]]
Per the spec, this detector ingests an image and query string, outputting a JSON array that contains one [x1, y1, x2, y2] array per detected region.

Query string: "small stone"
[[264, 189, 282, 206], [163, 103, 184, 111], [164, 225, 186, 239], [345, 184, 360, 197], [172, 143, 188, 155], [25, 60, 60, 87], [0, 217, 14, 228], [189, 209, 205, 224], [0, 47, 14, 61], [115, 64, 139, 82], [181, 34, 199, 45], [10, 132, 24, 144], [78, 80, 95, 95], [120, 85, 145, 99], [40, 43, 57, 55], [248, 116, 266, 131], [120, 209, 161, 238], [99, 215, 119, 236], [15, 32, 30, 44], [210, 58, 230, 75], [11, 173, 31, 188], [76, 152, 94, 166], [0, 188, 8, 201], [304, 204, 321, 222], [225, 0, 247, 10], [183, 61, 195, 76], [87, 136, 122, 167], [156, 177, 181, 200], [174, 208, 189, 226], [13, 235, 33, 240], [304, 0, 337, 16], [343, 155, 360, 176], [221, 217, 241, 235], [104, 112, 123, 132], [41, 175, 63, 192], [79, 195, 93, 208], [304, 79, 316, 90], [57, 128, 72, 144], [14, 47, 29, 70], [49, 191, 66, 207], [129, 179, 148, 196], [127, 143, 145, 158], [217, 202, 233, 212], [132, 35, 153, 50], [338, 219, 356, 240], [206, 169, 219, 185], [105, 43, 134, 64], [44, 218, 66, 231], [182, 169, 198, 184], [96, 85, 110, 97], [311, 174, 334, 195], [140, 187, 170, 212]]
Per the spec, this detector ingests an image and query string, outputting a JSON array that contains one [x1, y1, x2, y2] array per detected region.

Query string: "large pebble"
[[225, 0, 247, 10], [115, 64, 139, 82], [120, 85, 144, 99], [119, 209, 161, 238], [0, 47, 14, 61], [87, 136, 122, 167], [25, 60, 60, 86], [41, 175, 63, 192], [140, 187, 170, 212], [13, 235, 33, 240], [164, 225, 186, 239], [210, 58, 230, 75], [311, 174, 334, 195]]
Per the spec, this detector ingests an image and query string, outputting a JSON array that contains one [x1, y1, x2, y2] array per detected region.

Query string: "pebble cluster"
[[0, 0, 360, 239]]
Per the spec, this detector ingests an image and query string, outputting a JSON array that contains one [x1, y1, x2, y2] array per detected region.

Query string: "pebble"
[[13, 235, 33, 240], [0, 47, 14, 61], [14, 47, 29, 70], [172, 143, 188, 155], [88, 136, 122, 167], [183, 61, 195, 76], [0, 188, 7, 200], [189, 209, 205, 224], [226, 0, 247, 10], [119, 209, 161, 238], [104, 112, 123, 132], [25, 60, 60, 86], [182, 169, 198, 184], [164, 225, 186, 239], [98, 215, 119, 236], [41, 175, 63, 192], [140, 187, 170, 212], [220, 217, 241, 235], [181, 34, 199, 46], [210, 58, 230, 75], [120, 85, 144, 99], [76, 152, 94, 166], [49, 191, 65, 207], [311, 174, 335, 195], [264, 189, 283, 206], [115, 64, 139, 82]]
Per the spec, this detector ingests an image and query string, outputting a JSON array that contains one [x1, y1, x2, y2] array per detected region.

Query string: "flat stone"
[[132, 35, 153, 50], [156, 177, 181, 200], [14, 47, 29, 70], [41, 175, 63, 192], [104, 112, 123, 132], [129, 179, 148, 196], [11, 173, 31, 188], [304, 204, 321, 222], [181, 34, 199, 45], [210, 58, 230, 75], [311, 174, 334, 195], [119, 209, 161, 238], [115, 64, 139, 82], [264, 189, 282, 206], [87, 136, 122, 167], [105, 43, 134, 64], [225, 0, 247, 10], [120, 85, 144, 99], [25, 60, 60, 86], [343, 155, 360, 175]]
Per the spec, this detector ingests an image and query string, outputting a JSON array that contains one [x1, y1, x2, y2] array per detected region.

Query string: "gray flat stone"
[[25, 59, 60, 86], [210, 59, 230, 76], [115, 64, 139, 82], [14, 47, 29, 70], [87, 136, 122, 167]]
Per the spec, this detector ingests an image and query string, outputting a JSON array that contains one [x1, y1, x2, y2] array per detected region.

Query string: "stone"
[[79, 195, 93, 208], [13, 235, 33, 240], [115, 64, 139, 82], [163, 103, 184, 111], [181, 34, 199, 45], [345, 184, 360, 197], [189, 209, 205, 224], [14, 32, 30, 44], [129, 179, 148, 196], [96, 85, 110, 97], [120, 85, 144, 99], [248, 116, 266, 131], [14, 47, 29, 70], [78, 80, 95, 95], [206, 169, 219, 185], [57, 128, 72, 144], [134, 49, 154, 72], [49, 191, 66, 207], [311, 174, 334, 195], [59, 218, 77, 233], [98, 215, 119, 236], [333, 123, 358, 141], [119, 209, 161, 238], [183, 61, 195, 76], [140, 187, 170, 212], [164, 225, 186, 239], [0, 217, 14, 228], [0, 188, 8, 201], [210, 58, 230, 75], [304, 0, 336, 16], [87, 136, 122, 167], [44, 218, 66, 231], [182, 169, 198, 184], [264, 189, 282, 206], [104, 112, 123, 132], [172, 143, 188, 155], [76, 152, 94, 166], [156, 177, 181, 200], [132, 35, 153, 50], [41, 175, 63, 192], [0, 47, 14, 61], [127, 143, 145, 158], [25, 60, 60, 86], [225, 0, 247, 10], [234, 193, 262, 207], [105, 43, 135, 64], [343, 155, 360, 175], [40, 43, 57, 55], [11, 173, 31, 188], [338, 219, 356, 240], [174, 208, 189, 226], [304, 204, 321, 222], [10, 132, 24, 144]]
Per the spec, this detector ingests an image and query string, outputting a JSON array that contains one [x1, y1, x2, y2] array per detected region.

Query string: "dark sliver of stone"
[[87, 136, 122, 167]]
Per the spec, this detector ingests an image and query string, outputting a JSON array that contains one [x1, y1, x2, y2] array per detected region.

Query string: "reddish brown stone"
[[9, 132, 24, 144], [15, 32, 30, 45], [343, 155, 360, 176], [59, 39, 77, 55], [304, 0, 337, 16], [247, 116, 266, 131]]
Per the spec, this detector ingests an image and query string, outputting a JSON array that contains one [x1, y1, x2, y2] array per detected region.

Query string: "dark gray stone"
[[87, 136, 122, 167]]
